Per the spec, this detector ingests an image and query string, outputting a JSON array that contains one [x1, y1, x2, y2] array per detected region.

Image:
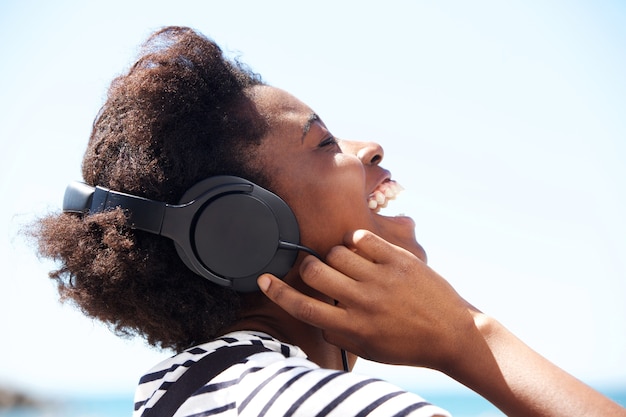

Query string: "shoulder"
[[133, 331, 450, 417], [132, 331, 307, 415]]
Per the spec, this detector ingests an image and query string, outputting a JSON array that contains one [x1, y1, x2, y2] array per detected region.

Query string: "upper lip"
[[369, 168, 392, 196]]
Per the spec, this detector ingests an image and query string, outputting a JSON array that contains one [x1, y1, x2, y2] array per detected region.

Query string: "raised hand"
[[258, 229, 626, 417], [258, 229, 480, 371]]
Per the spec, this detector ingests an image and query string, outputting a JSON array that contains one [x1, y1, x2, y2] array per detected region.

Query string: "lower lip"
[[377, 212, 416, 227]]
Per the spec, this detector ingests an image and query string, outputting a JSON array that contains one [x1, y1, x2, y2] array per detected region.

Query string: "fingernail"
[[257, 275, 271, 292]]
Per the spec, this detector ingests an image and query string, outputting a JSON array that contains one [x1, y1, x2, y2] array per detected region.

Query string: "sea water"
[[2, 388, 624, 416]]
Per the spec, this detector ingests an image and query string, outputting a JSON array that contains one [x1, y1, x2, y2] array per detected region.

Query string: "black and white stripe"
[[133, 331, 450, 417]]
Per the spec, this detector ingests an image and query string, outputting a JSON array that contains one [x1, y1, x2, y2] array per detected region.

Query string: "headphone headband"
[[64, 182, 167, 234]]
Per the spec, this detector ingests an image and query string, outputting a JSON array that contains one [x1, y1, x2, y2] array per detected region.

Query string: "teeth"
[[368, 180, 403, 212]]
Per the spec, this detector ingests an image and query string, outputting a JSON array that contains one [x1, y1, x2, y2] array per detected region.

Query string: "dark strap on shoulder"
[[143, 344, 271, 417]]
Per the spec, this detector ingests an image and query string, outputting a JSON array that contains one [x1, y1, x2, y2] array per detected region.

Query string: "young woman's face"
[[249, 86, 426, 262]]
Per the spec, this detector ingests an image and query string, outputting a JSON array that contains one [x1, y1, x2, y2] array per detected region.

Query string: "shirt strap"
[[142, 344, 271, 417]]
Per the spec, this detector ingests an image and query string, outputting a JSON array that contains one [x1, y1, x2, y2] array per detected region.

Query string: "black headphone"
[[62, 175, 318, 292]]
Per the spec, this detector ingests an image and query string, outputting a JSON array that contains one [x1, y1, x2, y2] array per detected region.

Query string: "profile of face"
[[248, 86, 426, 263]]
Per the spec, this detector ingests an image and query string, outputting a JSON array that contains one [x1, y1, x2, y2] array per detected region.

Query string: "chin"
[[390, 233, 427, 263], [410, 242, 428, 263], [373, 213, 427, 263]]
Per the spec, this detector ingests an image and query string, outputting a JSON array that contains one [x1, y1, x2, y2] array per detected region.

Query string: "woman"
[[34, 26, 624, 416]]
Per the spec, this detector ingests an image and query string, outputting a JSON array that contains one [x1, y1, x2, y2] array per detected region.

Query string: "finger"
[[343, 229, 411, 265], [300, 252, 363, 301], [257, 274, 347, 330], [324, 244, 376, 285]]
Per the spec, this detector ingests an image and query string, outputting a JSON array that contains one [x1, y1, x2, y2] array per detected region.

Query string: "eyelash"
[[319, 136, 339, 148]]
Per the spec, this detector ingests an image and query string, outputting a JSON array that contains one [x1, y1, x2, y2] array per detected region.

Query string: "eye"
[[319, 136, 339, 148]]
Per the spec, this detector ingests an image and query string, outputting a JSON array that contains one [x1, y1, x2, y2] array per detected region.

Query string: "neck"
[[223, 284, 348, 370]]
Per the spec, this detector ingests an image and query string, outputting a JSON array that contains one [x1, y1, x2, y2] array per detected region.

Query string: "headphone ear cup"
[[173, 176, 300, 292], [193, 193, 281, 278]]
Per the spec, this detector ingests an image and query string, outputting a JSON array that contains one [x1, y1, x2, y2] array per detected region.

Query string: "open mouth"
[[367, 180, 404, 213]]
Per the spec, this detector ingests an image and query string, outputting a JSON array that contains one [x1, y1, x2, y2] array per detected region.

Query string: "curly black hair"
[[32, 26, 272, 351]]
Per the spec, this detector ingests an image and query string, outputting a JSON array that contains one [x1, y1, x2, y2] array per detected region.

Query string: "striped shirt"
[[133, 331, 451, 417]]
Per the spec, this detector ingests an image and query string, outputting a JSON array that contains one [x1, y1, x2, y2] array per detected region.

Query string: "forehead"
[[248, 86, 313, 132], [245, 86, 322, 186]]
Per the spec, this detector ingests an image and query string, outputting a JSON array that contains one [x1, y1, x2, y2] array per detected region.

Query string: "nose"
[[343, 140, 384, 166]]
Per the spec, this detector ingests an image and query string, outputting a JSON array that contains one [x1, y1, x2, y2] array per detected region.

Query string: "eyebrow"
[[301, 113, 320, 143]]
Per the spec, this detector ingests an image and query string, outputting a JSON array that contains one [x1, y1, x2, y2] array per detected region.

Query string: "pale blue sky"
[[1, 0, 624, 399]]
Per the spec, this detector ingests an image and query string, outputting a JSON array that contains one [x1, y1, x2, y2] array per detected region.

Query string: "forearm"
[[257, 231, 626, 416], [450, 313, 625, 417]]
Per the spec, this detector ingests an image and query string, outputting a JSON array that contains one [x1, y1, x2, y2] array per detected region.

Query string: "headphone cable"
[[278, 240, 350, 372], [278, 240, 321, 259]]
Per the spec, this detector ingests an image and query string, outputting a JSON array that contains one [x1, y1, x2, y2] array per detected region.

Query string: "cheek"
[[271, 155, 369, 251], [291, 190, 371, 254]]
